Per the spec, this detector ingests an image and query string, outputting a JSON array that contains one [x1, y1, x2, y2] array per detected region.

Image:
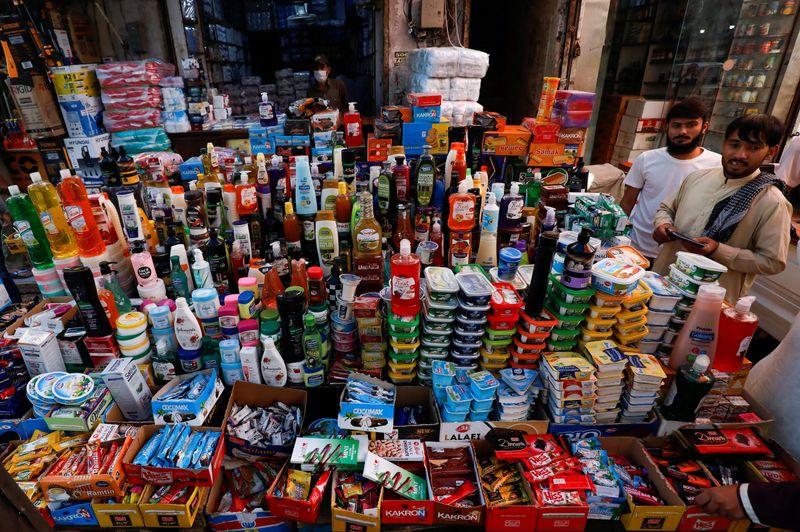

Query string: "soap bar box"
[[150, 368, 223, 426]]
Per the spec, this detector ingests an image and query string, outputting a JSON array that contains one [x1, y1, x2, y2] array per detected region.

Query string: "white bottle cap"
[[30, 172, 42, 183], [176, 296, 189, 308], [458, 178, 470, 194], [240, 171, 249, 184], [697, 283, 726, 302], [8, 185, 19, 196], [486, 192, 496, 205], [735, 296, 756, 313], [370, 166, 380, 178], [193, 248, 205, 262], [510, 182, 520, 195], [693, 354, 711, 373], [137, 278, 166, 301], [348, 102, 356, 113], [59, 169, 72, 179], [400, 239, 411, 256]]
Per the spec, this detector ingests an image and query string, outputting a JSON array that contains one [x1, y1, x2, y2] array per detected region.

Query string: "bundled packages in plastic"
[[457, 48, 490, 78], [408, 47, 460, 78], [96, 60, 175, 88], [161, 111, 191, 133], [409, 74, 449, 99], [111, 127, 171, 154], [444, 101, 484, 127], [449, 77, 481, 102], [103, 108, 161, 132], [101, 86, 162, 110], [133, 151, 184, 183]]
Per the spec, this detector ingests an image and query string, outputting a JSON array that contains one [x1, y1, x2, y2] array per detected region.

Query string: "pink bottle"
[[130, 241, 158, 288], [669, 284, 726, 369]]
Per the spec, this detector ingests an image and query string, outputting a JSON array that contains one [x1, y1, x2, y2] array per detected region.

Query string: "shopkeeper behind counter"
[[652, 114, 792, 303], [309, 54, 349, 112]]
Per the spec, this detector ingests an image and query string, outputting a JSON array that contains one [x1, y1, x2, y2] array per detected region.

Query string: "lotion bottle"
[[191, 248, 213, 289], [239, 343, 262, 384], [260, 337, 287, 386], [174, 296, 203, 350]]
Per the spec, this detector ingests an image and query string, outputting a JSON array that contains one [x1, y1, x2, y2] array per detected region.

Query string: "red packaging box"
[[535, 501, 589, 532], [424, 441, 485, 526], [407, 93, 442, 107], [266, 462, 331, 523], [367, 136, 392, 162]]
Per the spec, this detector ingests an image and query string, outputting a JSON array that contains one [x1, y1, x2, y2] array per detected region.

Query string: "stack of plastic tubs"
[[585, 259, 646, 351], [495, 367, 542, 422], [544, 276, 592, 352], [479, 282, 523, 372], [613, 282, 652, 351], [511, 309, 556, 370], [541, 352, 596, 425], [453, 272, 494, 372], [432, 360, 456, 418], [639, 272, 682, 356], [387, 311, 420, 384], [418, 267, 459, 385], [467, 370, 500, 421]]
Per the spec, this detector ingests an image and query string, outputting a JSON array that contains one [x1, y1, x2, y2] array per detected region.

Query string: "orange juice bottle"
[[57, 169, 107, 257]]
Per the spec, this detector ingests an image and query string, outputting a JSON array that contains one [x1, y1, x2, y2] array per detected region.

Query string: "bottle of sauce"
[[307, 266, 326, 306], [393, 203, 414, 250], [393, 156, 410, 202], [353, 191, 383, 292], [670, 284, 726, 369], [451, 147, 467, 190], [561, 227, 596, 290], [335, 182, 352, 245], [415, 145, 436, 207], [662, 355, 715, 422], [391, 239, 420, 317], [283, 201, 302, 253], [714, 296, 759, 372]]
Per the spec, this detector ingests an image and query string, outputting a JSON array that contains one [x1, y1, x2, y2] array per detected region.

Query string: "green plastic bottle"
[[99, 261, 132, 313], [201, 336, 221, 369], [170, 255, 190, 300], [302, 312, 323, 387], [415, 145, 436, 207], [7, 185, 53, 268]]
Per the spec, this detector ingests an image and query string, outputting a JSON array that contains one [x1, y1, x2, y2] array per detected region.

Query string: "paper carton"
[[266, 463, 331, 523], [18, 328, 66, 375], [150, 368, 223, 426], [424, 441, 485, 526], [380, 460, 434, 525], [102, 357, 152, 422], [45, 386, 113, 432], [413, 105, 442, 123], [49, 500, 99, 526], [224, 381, 307, 459], [338, 373, 396, 434], [331, 472, 383, 532], [393, 386, 440, 441], [482, 126, 533, 156], [619, 115, 663, 134], [138, 484, 208, 528], [92, 499, 144, 528], [205, 472, 291, 532], [438, 400, 548, 442], [528, 141, 583, 167]]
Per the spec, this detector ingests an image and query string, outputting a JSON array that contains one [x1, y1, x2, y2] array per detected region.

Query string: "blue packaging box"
[[59, 97, 104, 137], [180, 156, 204, 182], [50, 501, 98, 527], [249, 127, 276, 155], [412, 105, 442, 123], [337, 373, 395, 434], [151, 368, 223, 426], [402, 122, 434, 154]]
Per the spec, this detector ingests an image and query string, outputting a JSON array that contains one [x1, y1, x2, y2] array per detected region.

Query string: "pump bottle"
[[344, 102, 365, 147], [714, 296, 759, 372], [191, 248, 213, 289], [476, 192, 500, 268], [662, 354, 715, 422]]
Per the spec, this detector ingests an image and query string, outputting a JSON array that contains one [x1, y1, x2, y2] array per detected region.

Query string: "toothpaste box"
[[102, 357, 153, 422], [362, 451, 427, 500], [150, 368, 223, 426], [338, 373, 396, 434]]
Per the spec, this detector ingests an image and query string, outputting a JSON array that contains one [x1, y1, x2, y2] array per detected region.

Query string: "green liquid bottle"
[[7, 185, 53, 268], [302, 312, 323, 387], [415, 145, 436, 207], [99, 261, 132, 313], [170, 255, 190, 300]]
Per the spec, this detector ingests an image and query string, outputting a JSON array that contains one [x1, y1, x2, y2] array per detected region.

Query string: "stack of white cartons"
[[406, 47, 488, 126], [583, 340, 628, 423], [619, 352, 666, 423], [611, 99, 669, 165]]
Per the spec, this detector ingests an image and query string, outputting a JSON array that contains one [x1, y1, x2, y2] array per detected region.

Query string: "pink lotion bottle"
[[670, 284, 726, 369]]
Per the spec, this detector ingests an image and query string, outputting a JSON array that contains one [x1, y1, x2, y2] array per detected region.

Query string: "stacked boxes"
[[386, 310, 420, 384], [590, 94, 641, 164], [525, 90, 595, 167], [452, 272, 493, 372], [402, 93, 449, 156], [582, 340, 628, 423], [541, 352, 596, 424], [495, 367, 542, 421], [478, 282, 524, 372], [418, 267, 459, 385], [611, 99, 669, 165], [619, 353, 666, 422]]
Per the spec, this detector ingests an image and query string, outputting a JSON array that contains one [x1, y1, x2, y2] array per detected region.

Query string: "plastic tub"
[[119, 338, 152, 358], [456, 272, 494, 306], [445, 385, 472, 413], [673, 302, 693, 320], [489, 267, 528, 291], [578, 326, 613, 342], [512, 336, 546, 355], [453, 329, 484, 345], [452, 353, 481, 367], [486, 313, 519, 331], [456, 304, 491, 322], [424, 267, 460, 300], [614, 317, 648, 336], [432, 360, 456, 386], [547, 338, 577, 352], [423, 301, 457, 321], [390, 330, 420, 345], [388, 370, 416, 384], [471, 394, 496, 410], [622, 282, 653, 311], [388, 359, 417, 375], [546, 288, 590, 316], [517, 309, 558, 334], [587, 304, 621, 320], [422, 305, 456, 324], [330, 315, 357, 333], [668, 265, 715, 296], [420, 339, 450, 352], [468, 408, 492, 421], [668, 316, 686, 333], [675, 251, 727, 282], [490, 282, 524, 316], [617, 306, 648, 325], [390, 339, 420, 355], [547, 309, 584, 330], [614, 327, 649, 346], [637, 340, 660, 354], [452, 338, 482, 356], [481, 348, 511, 365], [116, 311, 148, 336], [551, 278, 595, 304], [646, 309, 673, 327], [469, 370, 500, 399], [593, 291, 627, 308], [663, 329, 679, 344], [583, 316, 616, 332], [454, 315, 486, 332], [591, 259, 645, 296], [480, 359, 507, 372], [427, 294, 459, 311], [481, 339, 512, 356], [509, 347, 542, 366], [642, 272, 683, 312], [388, 312, 419, 334], [549, 327, 581, 343], [455, 263, 490, 279], [643, 325, 667, 342], [421, 332, 451, 346], [388, 348, 419, 363], [422, 318, 453, 333], [607, 245, 650, 269], [485, 327, 516, 341], [442, 405, 468, 422]]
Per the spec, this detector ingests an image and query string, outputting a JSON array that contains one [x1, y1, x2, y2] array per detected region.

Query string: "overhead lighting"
[[729, 25, 735, 29], [699, 29, 706, 34]]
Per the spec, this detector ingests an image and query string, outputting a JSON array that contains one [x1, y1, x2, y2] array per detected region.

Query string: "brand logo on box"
[[142, 469, 174, 484], [691, 518, 718, 531], [437, 510, 481, 522], [553, 519, 571, 528], [456, 423, 470, 433], [386, 508, 426, 519]]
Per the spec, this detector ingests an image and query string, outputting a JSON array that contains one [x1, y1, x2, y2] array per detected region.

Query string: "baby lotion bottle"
[[239, 343, 262, 384], [174, 296, 203, 350], [191, 248, 213, 289], [476, 192, 499, 268], [260, 337, 287, 386], [670, 284, 726, 369]]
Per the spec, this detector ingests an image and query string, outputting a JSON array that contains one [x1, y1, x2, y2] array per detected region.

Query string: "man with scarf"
[[652, 114, 791, 303]]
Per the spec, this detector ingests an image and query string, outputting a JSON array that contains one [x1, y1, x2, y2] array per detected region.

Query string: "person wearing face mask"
[[652, 113, 792, 303], [620, 98, 721, 264], [309, 54, 349, 113]]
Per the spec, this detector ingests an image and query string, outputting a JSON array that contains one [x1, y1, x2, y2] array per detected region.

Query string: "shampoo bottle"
[[662, 354, 715, 422], [476, 192, 500, 268], [315, 210, 339, 277], [294, 156, 317, 216], [64, 266, 112, 337]]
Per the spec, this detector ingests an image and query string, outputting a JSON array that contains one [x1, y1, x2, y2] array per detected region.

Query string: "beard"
[[666, 131, 703, 155]]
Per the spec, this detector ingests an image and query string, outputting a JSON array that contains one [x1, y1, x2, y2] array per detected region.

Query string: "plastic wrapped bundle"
[[408, 47, 460, 78], [457, 48, 490, 78], [96, 60, 175, 88], [161, 87, 187, 112], [449, 77, 481, 102], [101, 86, 162, 110], [133, 151, 184, 180], [440, 100, 455, 121], [410, 74, 450, 99], [159, 76, 185, 88], [103, 108, 161, 132], [161, 110, 191, 133], [111, 127, 171, 154], [275, 68, 294, 80]]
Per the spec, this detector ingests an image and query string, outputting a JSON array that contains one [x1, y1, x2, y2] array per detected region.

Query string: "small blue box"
[[151, 368, 223, 426], [179, 156, 204, 182], [50, 501, 98, 526], [412, 105, 442, 123], [337, 373, 395, 434], [402, 122, 433, 151]]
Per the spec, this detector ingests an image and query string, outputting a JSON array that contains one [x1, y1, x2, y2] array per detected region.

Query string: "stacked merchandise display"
[[274, 69, 310, 113], [419, 267, 458, 385], [159, 77, 191, 133]]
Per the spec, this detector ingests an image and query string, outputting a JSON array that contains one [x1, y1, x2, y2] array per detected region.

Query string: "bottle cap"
[[304, 313, 316, 327], [370, 166, 380, 178], [348, 102, 356, 113], [486, 192, 497, 205], [400, 239, 411, 255], [735, 296, 756, 313], [308, 266, 323, 279], [458, 178, 470, 194], [285, 201, 294, 215], [240, 170, 249, 183], [697, 284, 726, 302], [59, 169, 72, 179], [693, 354, 711, 373], [510, 182, 519, 195], [193, 248, 205, 262], [8, 185, 19, 196], [338, 182, 347, 194], [263, 336, 276, 349], [99, 261, 116, 275], [30, 171, 42, 183], [396, 156, 405, 165]]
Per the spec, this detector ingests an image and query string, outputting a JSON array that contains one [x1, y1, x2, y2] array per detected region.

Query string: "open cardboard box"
[[424, 441, 485, 526], [39, 435, 133, 502], [438, 400, 549, 442], [151, 368, 224, 426], [472, 439, 539, 532], [92, 498, 145, 528], [44, 386, 114, 432], [656, 389, 774, 438], [379, 460, 434, 525], [392, 385, 440, 441], [121, 424, 224, 486], [205, 466, 289, 531], [265, 461, 332, 523], [338, 373, 395, 434], [3, 296, 76, 338], [223, 381, 307, 459], [138, 483, 208, 528], [598, 437, 685, 531], [330, 470, 383, 532]]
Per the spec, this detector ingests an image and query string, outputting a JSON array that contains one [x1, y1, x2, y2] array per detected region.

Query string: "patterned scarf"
[[703, 172, 785, 243]]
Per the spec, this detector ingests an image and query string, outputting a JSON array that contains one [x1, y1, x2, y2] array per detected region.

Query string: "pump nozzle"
[[261, 92, 269, 102], [400, 239, 411, 256], [544, 206, 556, 228], [59, 169, 72, 180], [240, 170, 249, 184], [693, 354, 711, 373], [510, 182, 520, 195], [8, 185, 20, 196], [193, 248, 204, 263], [735, 296, 756, 313], [30, 171, 42, 183], [348, 102, 356, 113], [458, 178, 470, 194]]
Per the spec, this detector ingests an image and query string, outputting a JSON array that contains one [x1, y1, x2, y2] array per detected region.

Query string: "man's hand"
[[653, 223, 676, 244], [686, 236, 719, 256], [695, 486, 746, 520]]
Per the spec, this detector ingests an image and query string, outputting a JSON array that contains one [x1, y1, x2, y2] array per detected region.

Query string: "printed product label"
[[274, 256, 290, 276], [136, 265, 154, 283], [481, 210, 498, 232], [451, 198, 474, 223], [356, 229, 380, 253], [392, 275, 417, 300], [689, 328, 714, 344], [336, 221, 350, 236], [14, 221, 37, 246], [347, 122, 361, 138], [302, 220, 315, 241], [286, 361, 304, 383], [378, 177, 391, 210], [507, 199, 524, 220], [39, 212, 58, 236], [324, 195, 337, 211], [318, 227, 336, 264], [153, 360, 177, 382], [64, 206, 88, 233], [185, 206, 203, 227], [241, 187, 257, 209]]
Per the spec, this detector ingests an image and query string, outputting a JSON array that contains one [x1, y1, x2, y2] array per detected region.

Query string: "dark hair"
[[725, 114, 783, 146], [666, 97, 708, 122]]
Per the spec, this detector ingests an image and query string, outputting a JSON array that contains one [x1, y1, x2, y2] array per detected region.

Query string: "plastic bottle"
[[174, 296, 203, 350], [64, 266, 112, 337], [277, 289, 306, 384], [430, 221, 444, 266], [99, 261, 132, 313], [100, 146, 121, 188], [451, 147, 467, 190], [116, 188, 145, 245], [393, 156, 410, 202], [27, 172, 77, 259], [294, 156, 317, 216], [714, 296, 759, 372], [377, 160, 393, 225], [670, 284, 727, 369], [327, 258, 342, 308], [169, 243, 194, 292], [448, 178, 476, 232], [239, 344, 262, 384], [353, 192, 382, 259], [562, 227, 596, 290], [259, 92, 277, 126], [191, 248, 213, 289], [526, 231, 559, 316], [311, 163, 323, 210], [499, 182, 524, 231], [302, 313, 323, 375], [261, 265, 284, 309], [444, 142, 462, 192], [260, 337, 287, 386], [283, 201, 302, 253], [391, 239, 421, 317], [6, 184, 54, 268], [315, 210, 339, 276], [344, 102, 365, 147], [476, 192, 500, 268], [393, 202, 414, 250], [206, 228, 230, 295], [415, 145, 436, 207], [662, 354, 715, 422], [152, 338, 180, 385], [335, 182, 352, 245], [56, 170, 106, 258], [321, 173, 339, 212], [290, 255, 309, 298]]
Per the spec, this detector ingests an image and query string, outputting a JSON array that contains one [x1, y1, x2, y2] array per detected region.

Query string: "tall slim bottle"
[[64, 266, 112, 336], [476, 192, 499, 268], [6, 184, 53, 268], [57, 169, 107, 257], [26, 172, 78, 259], [415, 146, 436, 207]]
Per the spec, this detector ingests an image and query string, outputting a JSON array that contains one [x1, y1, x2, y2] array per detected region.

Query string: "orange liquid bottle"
[[284, 201, 302, 253], [448, 179, 476, 232], [98, 287, 120, 329], [57, 172, 107, 257]]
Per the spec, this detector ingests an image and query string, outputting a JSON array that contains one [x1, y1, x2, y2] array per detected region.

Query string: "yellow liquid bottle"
[[27, 171, 78, 259]]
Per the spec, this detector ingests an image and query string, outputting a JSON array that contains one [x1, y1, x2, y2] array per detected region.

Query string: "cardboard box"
[[549, 418, 660, 443], [338, 373, 396, 434], [51, 64, 101, 99], [223, 381, 307, 459], [599, 437, 685, 531], [35, 137, 70, 181], [122, 424, 224, 486], [439, 415, 549, 442], [402, 121, 449, 155], [528, 141, 583, 167], [380, 461, 434, 525], [40, 435, 132, 501], [0, 411, 49, 440], [312, 130, 333, 149], [58, 95, 104, 138], [392, 386, 440, 441], [205, 472, 289, 531], [138, 484, 208, 528], [101, 357, 152, 422], [474, 111, 507, 131], [8, 75, 66, 138], [92, 499, 144, 528], [535, 496, 589, 532], [656, 389, 773, 438], [17, 328, 66, 375], [331, 471, 383, 532], [424, 441, 485, 526], [367, 136, 392, 162], [49, 500, 99, 526], [482, 126, 533, 157], [413, 105, 442, 123], [626, 99, 670, 119], [266, 462, 331, 523], [407, 93, 443, 107], [619, 115, 664, 134], [284, 118, 311, 136], [311, 110, 339, 132], [45, 386, 113, 432], [616, 130, 660, 151], [150, 368, 223, 426]]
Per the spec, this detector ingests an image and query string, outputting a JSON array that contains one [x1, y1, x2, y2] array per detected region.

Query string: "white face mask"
[[314, 70, 328, 83]]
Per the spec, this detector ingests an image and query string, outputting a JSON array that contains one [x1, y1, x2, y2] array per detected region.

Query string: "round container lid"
[[52, 374, 95, 405], [34, 372, 67, 404], [117, 311, 147, 330], [260, 308, 279, 322]]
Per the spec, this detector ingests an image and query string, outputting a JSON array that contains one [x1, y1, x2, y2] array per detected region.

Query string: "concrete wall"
[[76, 0, 172, 61]]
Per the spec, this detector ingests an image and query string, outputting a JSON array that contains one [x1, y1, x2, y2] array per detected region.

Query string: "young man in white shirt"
[[620, 98, 722, 263]]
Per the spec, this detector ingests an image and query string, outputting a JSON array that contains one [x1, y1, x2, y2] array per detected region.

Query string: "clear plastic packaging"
[[103, 108, 161, 132], [96, 60, 176, 88], [101, 86, 163, 110], [457, 48, 490, 78], [111, 127, 171, 154], [408, 47, 460, 77], [449, 77, 481, 102], [409, 74, 450, 98]]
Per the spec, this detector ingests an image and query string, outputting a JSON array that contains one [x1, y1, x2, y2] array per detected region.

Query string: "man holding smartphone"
[[652, 114, 792, 303]]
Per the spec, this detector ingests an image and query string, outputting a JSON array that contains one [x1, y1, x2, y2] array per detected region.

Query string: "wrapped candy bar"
[[226, 402, 302, 450]]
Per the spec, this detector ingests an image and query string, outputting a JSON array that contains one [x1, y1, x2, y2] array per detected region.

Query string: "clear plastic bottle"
[[26, 172, 77, 259], [391, 239, 421, 317], [6, 185, 54, 268], [57, 169, 107, 257], [670, 284, 726, 369]]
